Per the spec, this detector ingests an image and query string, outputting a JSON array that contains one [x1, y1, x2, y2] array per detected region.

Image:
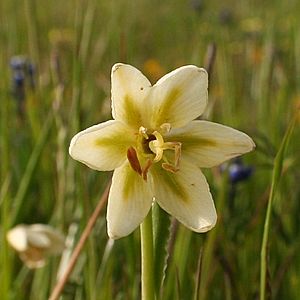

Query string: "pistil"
[[148, 130, 182, 173], [128, 125, 182, 178]]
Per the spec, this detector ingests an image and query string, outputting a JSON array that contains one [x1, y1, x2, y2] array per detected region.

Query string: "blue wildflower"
[[228, 159, 253, 184]]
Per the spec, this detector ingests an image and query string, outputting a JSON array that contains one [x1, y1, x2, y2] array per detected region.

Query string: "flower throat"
[[127, 124, 182, 180]]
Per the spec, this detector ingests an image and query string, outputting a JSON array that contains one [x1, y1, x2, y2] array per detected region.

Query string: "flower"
[[69, 63, 255, 239], [10, 56, 36, 116], [228, 159, 253, 184], [6, 224, 65, 268]]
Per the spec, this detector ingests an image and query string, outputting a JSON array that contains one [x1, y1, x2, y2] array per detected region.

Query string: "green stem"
[[260, 117, 296, 300], [260, 183, 273, 300], [140, 210, 155, 300]]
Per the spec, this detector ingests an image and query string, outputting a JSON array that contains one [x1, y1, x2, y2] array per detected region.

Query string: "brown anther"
[[174, 142, 182, 169], [127, 147, 142, 176]]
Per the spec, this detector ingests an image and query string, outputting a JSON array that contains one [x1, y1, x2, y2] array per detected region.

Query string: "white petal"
[[107, 161, 153, 239], [150, 159, 217, 232], [29, 224, 65, 254], [27, 230, 51, 249], [69, 120, 135, 171], [166, 120, 255, 168], [111, 63, 152, 128], [149, 65, 208, 129], [6, 226, 28, 251]]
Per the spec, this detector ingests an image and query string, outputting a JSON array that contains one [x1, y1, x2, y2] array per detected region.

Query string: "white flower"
[[69, 64, 255, 239], [7, 224, 65, 268]]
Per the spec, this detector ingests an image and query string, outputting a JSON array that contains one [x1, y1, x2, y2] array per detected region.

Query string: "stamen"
[[152, 131, 164, 145], [149, 131, 164, 162], [148, 130, 182, 173], [162, 163, 179, 173], [170, 142, 181, 169], [161, 141, 182, 170], [127, 147, 152, 181], [127, 147, 142, 176], [160, 123, 171, 134], [136, 125, 182, 175], [139, 126, 148, 139]]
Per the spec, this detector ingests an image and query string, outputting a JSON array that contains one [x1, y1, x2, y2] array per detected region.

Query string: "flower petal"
[[29, 225, 65, 254], [150, 159, 217, 232], [149, 65, 208, 129], [6, 226, 28, 251], [107, 161, 153, 239], [69, 120, 135, 171], [26, 230, 51, 249], [111, 63, 152, 128], [166, 120, 255, 168]]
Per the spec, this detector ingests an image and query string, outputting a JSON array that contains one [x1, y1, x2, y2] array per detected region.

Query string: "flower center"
[[127, 124, 182, 180], [142, 133, 156, 154]]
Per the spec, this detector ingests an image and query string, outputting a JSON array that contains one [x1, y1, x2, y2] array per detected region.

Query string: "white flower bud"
[[7, 224, 65, 268]]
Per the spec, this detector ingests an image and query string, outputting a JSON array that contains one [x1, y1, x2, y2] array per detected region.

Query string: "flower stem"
[[140, 210, 155, 300]]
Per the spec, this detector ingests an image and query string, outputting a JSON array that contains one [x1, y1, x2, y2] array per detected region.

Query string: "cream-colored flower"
[[6, 224, 65, 268], [69, 64, 255, 239]]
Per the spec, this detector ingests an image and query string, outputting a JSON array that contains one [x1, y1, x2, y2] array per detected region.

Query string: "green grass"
[[1, 0, 300, 299]]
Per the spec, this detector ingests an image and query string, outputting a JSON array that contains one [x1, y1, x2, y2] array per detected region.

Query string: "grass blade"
[[260, 116, 296, 300], [11, 112, 53, 224]]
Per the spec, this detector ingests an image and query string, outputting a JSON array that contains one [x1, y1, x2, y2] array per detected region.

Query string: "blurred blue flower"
[[228, 159, 253, 184], [12, 70, 25, 102], [10, 56, 26, 71], [10, 56, 36, 89], [10, 56, 36, 115], [13, 71, 25, 87]]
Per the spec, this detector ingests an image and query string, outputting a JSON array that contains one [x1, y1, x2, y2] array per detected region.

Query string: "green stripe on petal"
[[149, 66, 208, 129], [122, 162, 140, 200], [111, 63, 152, 128], [107, 161, 153, 239], [165, 120, 255, 168], [94, 128, 135, 149], [69, 120, 134, 171], [122, 94, 143, 128], [151, 163, 187, 202], [168, 135, 217, 149], [154, 88, 181, 126], [151, 159, 217, 233]]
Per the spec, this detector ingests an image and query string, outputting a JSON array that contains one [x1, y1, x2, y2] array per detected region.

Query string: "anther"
[[127, 147, 142, 176], [160, 123, 171, 134], [162, 163, 179, 173], [139, 126, 148, 139]]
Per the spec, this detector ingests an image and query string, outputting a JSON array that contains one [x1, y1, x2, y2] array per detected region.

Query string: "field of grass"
[[0, 0, 300, 299]]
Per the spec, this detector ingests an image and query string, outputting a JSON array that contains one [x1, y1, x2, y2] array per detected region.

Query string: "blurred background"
[[0, 0, 300, 299]]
